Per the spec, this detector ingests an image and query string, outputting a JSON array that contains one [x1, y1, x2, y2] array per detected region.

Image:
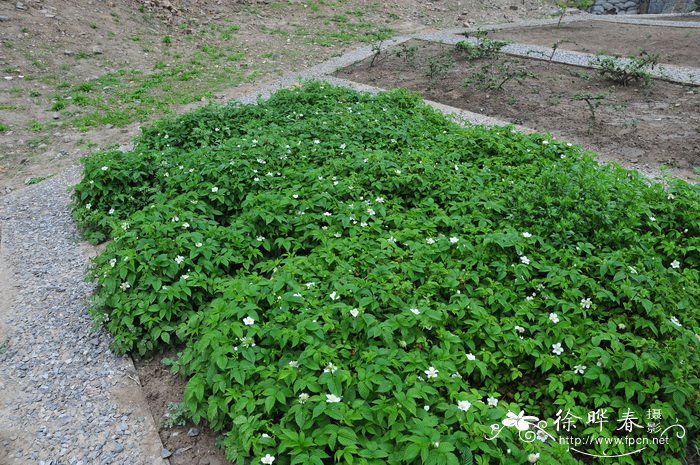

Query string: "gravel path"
[[0, 167, 165, 465]]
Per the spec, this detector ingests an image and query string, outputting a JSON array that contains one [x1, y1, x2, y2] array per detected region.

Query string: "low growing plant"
[[455, 34, 508, 60], [592, 52, 658, 86], [73, 82, 699, 465]]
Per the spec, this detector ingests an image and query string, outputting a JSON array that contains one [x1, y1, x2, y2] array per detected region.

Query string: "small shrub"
[[455, 36, 508, 60], [592, 52, 658, 86]]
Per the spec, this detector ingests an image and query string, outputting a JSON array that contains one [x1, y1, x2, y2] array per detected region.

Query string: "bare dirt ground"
[[335, 38, 700, 180], [489, 20, 700, 67], [1, 1, 560, 463]]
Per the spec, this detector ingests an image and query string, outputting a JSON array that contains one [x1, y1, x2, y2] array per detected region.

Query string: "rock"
[[64, 50, 75, 56], [0, 15, 10, 21], [52, 113, 60, 120], [161, 448, 172, 459], [15, 2, 27, 10], [187, 427, 200, 437], [91, 46, 103, 55], [113, 443, 124, 454]]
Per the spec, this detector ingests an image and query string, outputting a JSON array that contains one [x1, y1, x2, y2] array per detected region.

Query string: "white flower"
[[211, 186, 218, 193], [670, 260, 680, 269], [85, 203, 92, 210], [323, 363, 338, 374], [329, 291, 340, 301], [618, 323, 626, 330], [292, 194, 299, 199], [457, 400, 471, 412], [298, 392, 309, 403], [387, 236, 397, 244], [367, 208, 375, 216], [175, 255, 185, 264], [195, 242, 203, 248], [261, 453, 275, 464], [340, 143, 346, 149], [536, 430, 548, 442], [549, 313, 560, 324], [313, 139, 320, 144], [171, 216, 179, 222], [514, 325, 525, 334], [670, 316, 682, 327], [522, 232, 532, 238], [487, 396, 498, 407], [649, 216, 656, 222], [101, 166, 108, 171], [528, 452, 540, 463], [573, 364, 587, 375], [256, 236, 266, 241], [580, 298, 592, 309], [542, 140, 549, 145], [449, 236, 459, 244], [256, 158, 266, 164], [360, 222, 367, 227], [120, 281, 131, 291], [350, 308, 359, 318], [326, 394, 342, 403], [288, 360, 299, 368], [375, 197, 385, 203], [243, 316, 255, 326], [109, 258, 117, 267], [409, 307, 421, 315], [181, 274, 189, 280], [552, 343, 564, 355], [423, 405, 430, 411], [323, 211, 332, 217], [121, 222, 130, 231], [182, 222, 190, 229], [520, 256, 530, 265], [450, 372, 462, 379], [502, 411, 539, 431], [305, 282, 315, 289], [525, 296, 534, 301], [261, 433, 270, 438], [108, 208, 115, 215], [424, 366, 439, 379], [466, 353, 476, 361], [426, 238, 436, 245]]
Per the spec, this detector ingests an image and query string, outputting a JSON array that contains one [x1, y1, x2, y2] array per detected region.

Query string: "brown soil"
[[335, 39, 700, 180], [135, 351, 228, 465], [488, 20, 700, 67]]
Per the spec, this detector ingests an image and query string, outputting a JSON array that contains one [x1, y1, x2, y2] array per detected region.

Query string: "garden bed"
[[334, 39, 700, 179], [488, 20, 700, 67]]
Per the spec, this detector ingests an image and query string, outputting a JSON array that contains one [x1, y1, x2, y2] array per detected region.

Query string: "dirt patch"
[[135, 352, 230, 464], [488, 20, 700, 67], [335, 39, 700, 180]]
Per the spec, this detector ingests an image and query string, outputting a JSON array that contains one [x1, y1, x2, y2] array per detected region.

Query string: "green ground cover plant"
[[72, 82, 699, 465]]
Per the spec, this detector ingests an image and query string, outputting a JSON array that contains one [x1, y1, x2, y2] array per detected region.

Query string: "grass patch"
[[25, 173, 55, 185], [72, 82, 698, 465]]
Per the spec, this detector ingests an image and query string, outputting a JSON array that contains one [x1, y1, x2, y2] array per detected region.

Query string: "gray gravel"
[[0, 167, 165, 465]]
